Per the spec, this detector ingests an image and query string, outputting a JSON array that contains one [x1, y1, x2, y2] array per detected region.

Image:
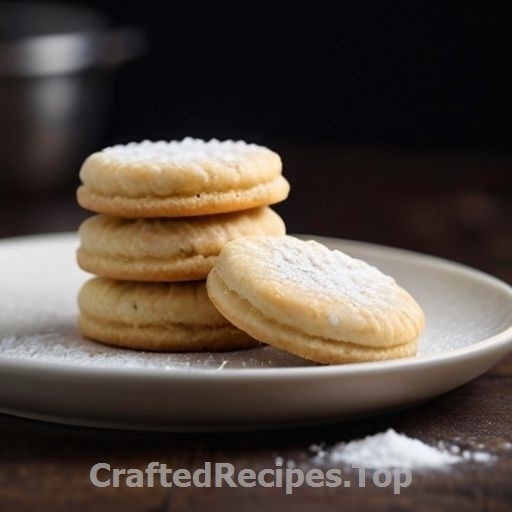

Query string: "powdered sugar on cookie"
[[266, 239, 399, 308], [100, 138, 273, 166], [77, 137, 289, 216]]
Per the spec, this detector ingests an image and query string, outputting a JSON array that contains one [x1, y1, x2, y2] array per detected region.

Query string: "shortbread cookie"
[[77, 138, 290, 217], [77, 207, 285, 282], [78, 277, 258, 351], [206, 236, 425, 364]]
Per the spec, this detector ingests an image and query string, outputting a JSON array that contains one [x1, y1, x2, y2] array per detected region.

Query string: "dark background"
[[44, 0, 512, 148], [0, 1, 510, 280]]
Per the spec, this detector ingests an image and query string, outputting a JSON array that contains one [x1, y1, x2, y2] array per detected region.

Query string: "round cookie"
[[78, 277, 259, 351], [77, 207, 286, 282], [206, 236, 425, 364], [77, 138, 290, 217]]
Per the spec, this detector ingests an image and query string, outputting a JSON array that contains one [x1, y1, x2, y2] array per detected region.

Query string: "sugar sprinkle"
[[311, 429, 495, 470]]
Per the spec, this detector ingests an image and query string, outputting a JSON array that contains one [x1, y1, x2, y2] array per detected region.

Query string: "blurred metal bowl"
[[0, 2, 145, 194]]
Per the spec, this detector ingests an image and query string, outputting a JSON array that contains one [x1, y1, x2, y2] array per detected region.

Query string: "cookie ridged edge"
[[207, 268, 417, 364], [77, 176, 290, 217]]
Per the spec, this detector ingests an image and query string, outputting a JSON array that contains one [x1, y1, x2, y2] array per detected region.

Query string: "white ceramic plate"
[[0, 233, 511, 431]]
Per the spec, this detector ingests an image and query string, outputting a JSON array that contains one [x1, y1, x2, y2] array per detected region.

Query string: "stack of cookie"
[[75, 138, 289, 351]]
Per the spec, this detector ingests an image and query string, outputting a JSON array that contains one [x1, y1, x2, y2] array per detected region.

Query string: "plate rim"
[[0, 232, 511, 381]]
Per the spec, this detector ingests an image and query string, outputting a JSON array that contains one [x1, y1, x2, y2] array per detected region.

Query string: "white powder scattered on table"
[[469, 451, 493, 463], [311, 429, 495, 470]]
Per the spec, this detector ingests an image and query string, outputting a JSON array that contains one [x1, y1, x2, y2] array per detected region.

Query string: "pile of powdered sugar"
[[311, 429, 494, 470]]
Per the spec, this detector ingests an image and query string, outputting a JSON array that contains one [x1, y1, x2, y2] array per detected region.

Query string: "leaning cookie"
[[78, 277, 259, 351], [206, 236, 425, 364], [77, 138, 290, 217], [77, 207, 285, 282]]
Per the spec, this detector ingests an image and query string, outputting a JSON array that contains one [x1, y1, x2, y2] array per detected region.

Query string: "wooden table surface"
[[0, 148, 511, 511]]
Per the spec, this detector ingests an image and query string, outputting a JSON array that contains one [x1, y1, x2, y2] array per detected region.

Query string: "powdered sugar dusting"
[[264, 237, 399, 307], [0, 327, 313, 371], [311, 429, 495, 469], [328, 312, 340, 326], [101, 138, 269, 165]]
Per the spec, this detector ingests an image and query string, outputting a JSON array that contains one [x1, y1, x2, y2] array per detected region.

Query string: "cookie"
[[77, 207, 285, 282], [206, 236, 425, 364], [78, 277, 259, 351], [77, 138, 290, 217]]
